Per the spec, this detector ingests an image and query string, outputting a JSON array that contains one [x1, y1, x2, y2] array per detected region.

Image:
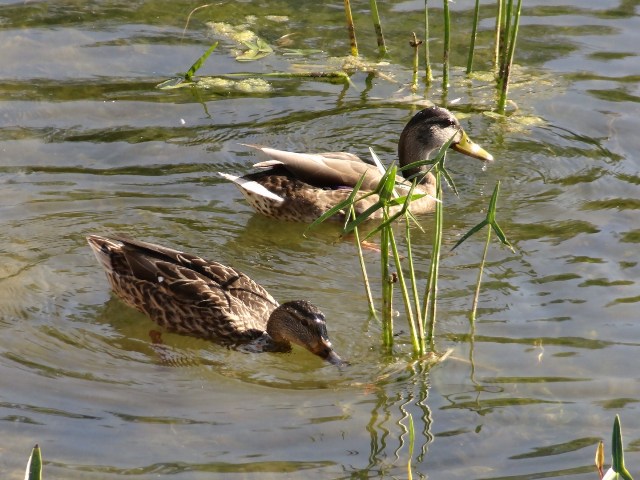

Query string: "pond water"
[[1, 0, 639, 478]]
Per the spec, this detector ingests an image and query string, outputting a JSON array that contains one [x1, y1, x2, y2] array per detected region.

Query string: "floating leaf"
[[236, 38, 273, 61]]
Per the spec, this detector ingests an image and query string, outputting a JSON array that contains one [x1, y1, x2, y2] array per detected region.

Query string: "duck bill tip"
[[324, 350, 347, 367], [452, 131, 494, 162]]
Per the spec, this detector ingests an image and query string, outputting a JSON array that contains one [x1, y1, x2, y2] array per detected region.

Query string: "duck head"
[[266, 300, 344, 366], [398, 106, 493, 181]]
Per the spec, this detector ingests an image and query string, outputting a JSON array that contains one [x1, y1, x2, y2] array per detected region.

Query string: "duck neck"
[[398, 129, 436, 184], [246, 333, 291, 354]]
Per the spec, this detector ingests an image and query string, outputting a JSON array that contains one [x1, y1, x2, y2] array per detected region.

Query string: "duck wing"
[[247, 145, 385, 190]]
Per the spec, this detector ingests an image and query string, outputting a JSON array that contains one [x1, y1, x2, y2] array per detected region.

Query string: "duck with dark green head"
[[219, 106, 493, 222]]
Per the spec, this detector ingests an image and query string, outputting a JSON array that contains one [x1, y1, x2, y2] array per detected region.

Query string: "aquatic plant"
[[598, 415, 634, 480], [451, 181, 513, 321], [24, 444, 42, 480], [497, 0, 523, 112]]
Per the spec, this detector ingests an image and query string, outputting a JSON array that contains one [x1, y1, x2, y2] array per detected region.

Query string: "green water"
[[1, 1, 639, 478]]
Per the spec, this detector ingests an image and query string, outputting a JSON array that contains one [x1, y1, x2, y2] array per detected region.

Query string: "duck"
[[219, 106, 493, 222], [87, 234, 343, 365]]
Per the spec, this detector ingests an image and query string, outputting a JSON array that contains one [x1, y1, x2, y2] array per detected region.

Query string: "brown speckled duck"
[[87, 234, 343, 365], [219, 106, 493, 222]]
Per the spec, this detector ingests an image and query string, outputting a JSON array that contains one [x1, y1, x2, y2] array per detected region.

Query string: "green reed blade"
[[498, 0, 522, 112], [350, 206, 377, 317], [405, 213, 425, 353], [370, 0, 387, 54], [389, 226, 420, 353], [408, 413, 415, 480], [24, 444, 42, 480], [380, 215, 394, 348], [498, 0, 513, 82], [451, 219, 488, 251], [442, 0, 451, 90], [493, 0, 505, 71], [466, 0, 481, 74], [184, 42, 218, 81], [304, 172, 369, 235], [422, 167, 444, 346], [344, 0, 359, 56], [424, 0, 433, 84], [612, 415, 634, 480], [411, 32, 423, 93]]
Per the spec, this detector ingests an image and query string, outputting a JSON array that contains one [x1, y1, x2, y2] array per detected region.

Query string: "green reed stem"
[[405, 216, 426, 354], [493, 0, 505, 71], [344, 0, 359, 56], [466, 0, 481, 74], [423, 169, 443, 348], [411, 32, 422, 93], [407, 413, 415, 480], [470, 223, 491, 322], [380, 215, 394, 348], [498, 0, 513, 83], [497, 0, 522, 112], [369, 0, 387, 55], [442, 0, 451, 90], [424, 0, 433, 85], [351, 206, 377, 317], [389, 226, 420, 354]]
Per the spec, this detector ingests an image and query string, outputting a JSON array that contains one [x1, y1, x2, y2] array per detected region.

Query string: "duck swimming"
[[87, 234, 343, 365], [219, 106, 493, 222]]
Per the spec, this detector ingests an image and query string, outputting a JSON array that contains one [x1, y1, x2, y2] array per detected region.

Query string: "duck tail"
[[86, 235, 122, 274]]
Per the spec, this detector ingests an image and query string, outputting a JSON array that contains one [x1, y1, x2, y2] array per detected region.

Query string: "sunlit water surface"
[[1, 1, 639, 478]]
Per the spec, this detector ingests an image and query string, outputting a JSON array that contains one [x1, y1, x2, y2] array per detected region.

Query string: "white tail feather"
[[218, 172, 284, 203]]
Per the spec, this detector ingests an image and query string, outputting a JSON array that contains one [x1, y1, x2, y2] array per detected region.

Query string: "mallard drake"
[[219, 106, 493, 222], [87, 234, 343, 365]]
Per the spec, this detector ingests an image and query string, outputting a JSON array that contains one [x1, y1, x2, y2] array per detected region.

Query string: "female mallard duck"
[[87, 234, 343, 365], [219, 106, 493, 222]]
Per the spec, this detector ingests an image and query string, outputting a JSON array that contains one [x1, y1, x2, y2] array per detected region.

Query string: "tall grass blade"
[[466, 0, 481, 74], [344, 0, 359, 56], [369, 0, 387, 54], [24, 445, 42, 480], [184, 42, 218, 81]]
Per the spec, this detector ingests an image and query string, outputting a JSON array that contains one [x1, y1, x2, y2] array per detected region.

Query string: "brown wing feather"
[[88, 235, 279, 342]]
